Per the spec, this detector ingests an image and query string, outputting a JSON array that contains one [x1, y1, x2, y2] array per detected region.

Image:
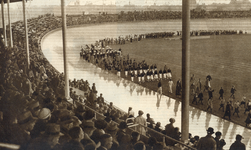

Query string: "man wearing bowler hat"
[[229, 134, 246, 150], [197, 127, 216, 150]]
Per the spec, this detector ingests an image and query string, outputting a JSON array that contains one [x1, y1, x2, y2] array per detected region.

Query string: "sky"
[[11, 0, 234, 6]]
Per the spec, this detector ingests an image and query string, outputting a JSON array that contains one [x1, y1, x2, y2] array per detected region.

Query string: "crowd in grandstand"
[[0, 9, 250, 150]]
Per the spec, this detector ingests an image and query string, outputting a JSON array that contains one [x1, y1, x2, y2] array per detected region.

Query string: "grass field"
[[111, 34, 251, 127]]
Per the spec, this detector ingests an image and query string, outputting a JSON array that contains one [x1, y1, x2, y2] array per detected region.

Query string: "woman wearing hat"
[[134, 110, 147, 136]]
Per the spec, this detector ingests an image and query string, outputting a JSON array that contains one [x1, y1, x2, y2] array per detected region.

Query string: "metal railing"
[[73, 100, 197, 150]]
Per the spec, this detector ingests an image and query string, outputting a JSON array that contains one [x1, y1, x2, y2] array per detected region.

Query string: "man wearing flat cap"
[[7, 111, 37, 147], [229, 134, 246, 150], [197, 127, 216, 150], [27, 123, 64, 150]]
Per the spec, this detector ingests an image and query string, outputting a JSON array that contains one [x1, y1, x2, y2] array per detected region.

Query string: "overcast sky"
[[11, 0, 233, 6]]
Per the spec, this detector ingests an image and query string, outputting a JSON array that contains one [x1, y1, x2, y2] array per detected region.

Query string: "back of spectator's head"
[[131, 131, 140, 141], [169, 118, 175, 123], [46, 103, 56, 113], [104, 116, 112, 123], [133, 141, 145, 150], [118, 121, 128, 129], [69, 126, 84, 140], [152, 142, 163, 150], [194, 135, 200, 141], [138, 110, 144, 116], [91, 129, 105, 144], [82, 121, 95, 129], [62, 140, 85, 150], [146, 113, 150, 118], [94, 119, 107, 129], [148, 137, 157, 147], [76, 105, 85, 113], [128, 107, 132, 111], [84, 143, 96, 150], [106, 122, 118, 133], [18, 111, 37, 130], [27, 100, 40, 116], [44, 123, 63, 137], [236, 134, 243, 141], [56, 97, 62, 103], [215, 131, 222, 137], [207, 127, 214, 135], [72, 116, 82, 127], [84, 110, 95, 120], [100, 134, 113, 149], [156, 122, 161, 127]]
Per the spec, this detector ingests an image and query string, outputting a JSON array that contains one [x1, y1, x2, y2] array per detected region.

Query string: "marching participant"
[[131, 71, 135, 82], [163, 65, 168, 80], [159, 68, 163, 80], [147, 69, 151, 82], [138, 70, 141, 84], [167, 68, 172, 80], [141, 71, 145, 83], [154, 68, 158, 81]]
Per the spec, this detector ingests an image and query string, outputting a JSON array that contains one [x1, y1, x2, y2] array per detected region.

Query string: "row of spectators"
[[118, 9, 251, 21], [10, 11, 248, 50]]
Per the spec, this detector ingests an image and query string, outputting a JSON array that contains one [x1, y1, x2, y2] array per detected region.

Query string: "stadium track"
[[42, 19, 251, 149]]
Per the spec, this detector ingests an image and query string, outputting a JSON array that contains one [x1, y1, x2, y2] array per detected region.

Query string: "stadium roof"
[[0, 0, 23, 3]]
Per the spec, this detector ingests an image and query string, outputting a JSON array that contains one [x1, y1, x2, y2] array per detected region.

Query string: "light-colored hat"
[[38, 108, 51, 120]]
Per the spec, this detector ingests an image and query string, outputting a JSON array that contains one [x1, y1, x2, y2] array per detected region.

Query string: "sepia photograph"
[[0, 0, 250, 149]]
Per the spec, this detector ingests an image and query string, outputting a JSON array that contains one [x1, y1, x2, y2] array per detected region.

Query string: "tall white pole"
[[7, 0, 13, 48], [1, 1, 7, 47], [61, 0, 70, 99], [23, 0, 30, 70]]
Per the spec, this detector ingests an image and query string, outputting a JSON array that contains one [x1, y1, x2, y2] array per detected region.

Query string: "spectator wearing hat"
[[154, 122, 162, 133], [130, 131, 141, 148], [62, 127, 85, 150], [146, 113, 155, 129], [146, 137, 157, 150], [164, 118, 175, 136], [214, 131, 226, 150], [27, 100, 40, 117], [80, 121, 96, 147], [30, 108, 51, 139], [91, 119, 107, 144], [117, 121, 131, 149], [105, 122, 119, 149], [97, 93, 104, 104], [7, 111, 37, 146], [97, 134, 113, 150], [133, 141, 146, 150], [27, 123, 63, 150], [85, 143, 97, 150], [113, 111, 123, 124], [128, 107, 135, 118], [229, 134, 245, 150], [197, 127, 216, 150], [134, 110, 147, 135], [59, 114, 74, 144], [75, 105, 85, 121]]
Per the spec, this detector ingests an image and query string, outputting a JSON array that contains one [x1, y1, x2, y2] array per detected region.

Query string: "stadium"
[[0, 0, 251, 150]]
